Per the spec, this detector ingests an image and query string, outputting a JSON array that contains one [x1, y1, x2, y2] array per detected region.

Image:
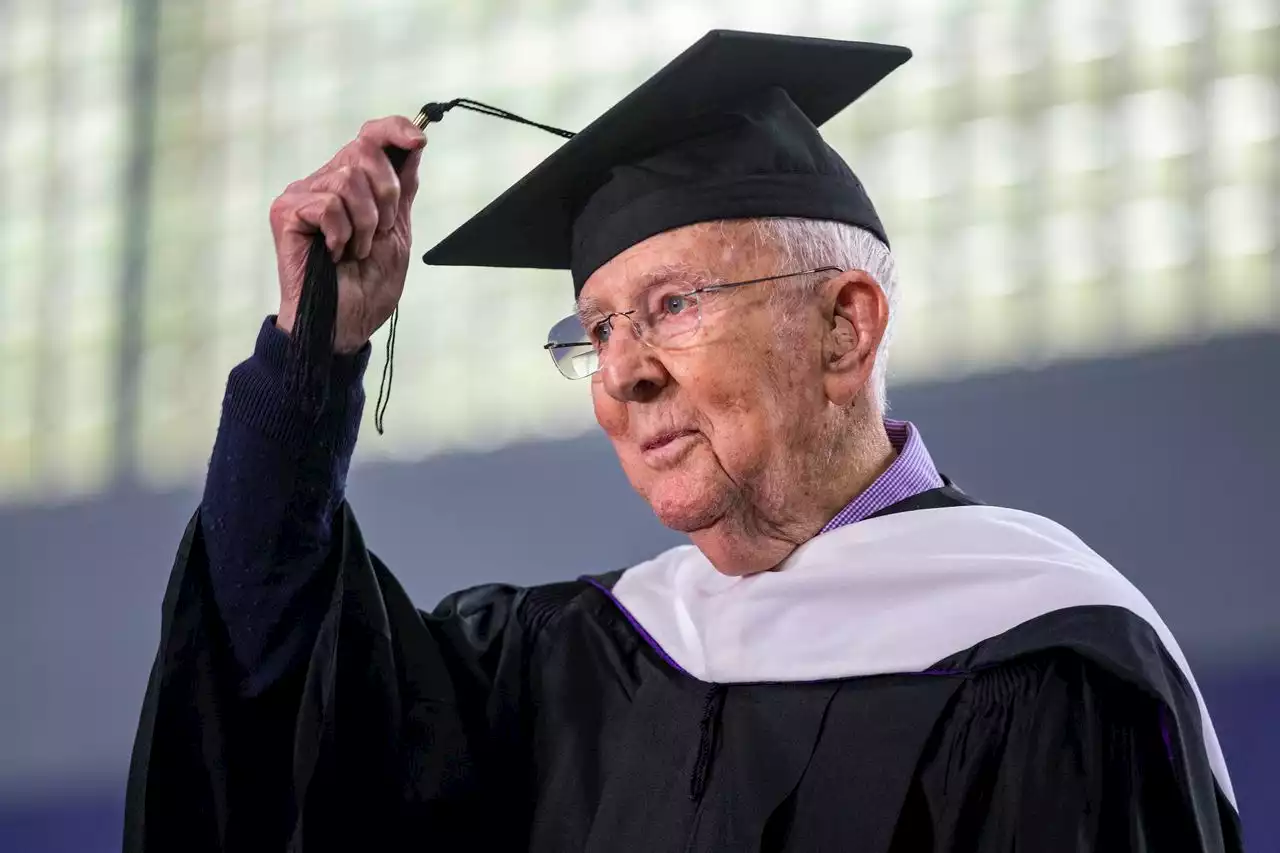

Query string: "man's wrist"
[[274, 308, 295, 337], [275, 306, 370, 355], [222, 317, 372, 449]]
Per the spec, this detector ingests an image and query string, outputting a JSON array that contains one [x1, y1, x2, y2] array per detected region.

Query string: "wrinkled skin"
[[267, 118, 893, 575], [581, 221, 893, 576], [271, 116, 426, 354]]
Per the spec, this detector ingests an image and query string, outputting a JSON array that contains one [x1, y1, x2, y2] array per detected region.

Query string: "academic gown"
[[125, 486, 1243, 852]]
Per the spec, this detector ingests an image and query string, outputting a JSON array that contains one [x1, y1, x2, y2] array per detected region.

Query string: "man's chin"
[[642, 478, 729, 533]]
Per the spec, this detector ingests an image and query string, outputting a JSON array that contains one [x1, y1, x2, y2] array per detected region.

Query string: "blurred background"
[[0, 0, 1276, 849]]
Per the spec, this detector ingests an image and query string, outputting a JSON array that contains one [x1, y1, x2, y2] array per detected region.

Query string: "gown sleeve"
[[197, 317, 369, 697], [124, 505, 563, 852], [897, 651, 1239, 853], [125, 320, 567, 852]]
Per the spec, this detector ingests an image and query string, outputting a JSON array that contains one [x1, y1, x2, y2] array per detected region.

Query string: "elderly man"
[[127, 32, 1241, 853]]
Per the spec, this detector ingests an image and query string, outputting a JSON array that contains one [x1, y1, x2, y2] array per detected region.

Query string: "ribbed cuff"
[[222, 316, 372, 451]]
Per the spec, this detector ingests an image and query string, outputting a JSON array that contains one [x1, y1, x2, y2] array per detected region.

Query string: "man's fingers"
[[293, 191, 354, 262], [397, 145, 425, 223], [357, 115, 427, 154], [341, 167, 380, 260], [272, 115, 425, 262], [353, 139, 402, 237], [311, 166, 380, 260]]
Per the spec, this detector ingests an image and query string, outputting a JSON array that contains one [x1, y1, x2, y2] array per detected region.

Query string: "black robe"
[[125, 488, 1243, 852]]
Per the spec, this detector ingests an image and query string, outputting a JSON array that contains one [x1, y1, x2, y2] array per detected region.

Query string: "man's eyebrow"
[[574, 264, 713, 322]]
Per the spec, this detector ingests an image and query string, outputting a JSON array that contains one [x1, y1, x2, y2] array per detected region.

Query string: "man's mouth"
[[641, 429, 698, 453]]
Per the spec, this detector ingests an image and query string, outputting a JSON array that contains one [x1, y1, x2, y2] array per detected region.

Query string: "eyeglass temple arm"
[[543, 268, 842, 351], [698, 265, 845, 294]]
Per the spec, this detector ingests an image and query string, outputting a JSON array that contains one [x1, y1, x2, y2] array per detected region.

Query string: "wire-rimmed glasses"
[[543, 266, 843, 379]]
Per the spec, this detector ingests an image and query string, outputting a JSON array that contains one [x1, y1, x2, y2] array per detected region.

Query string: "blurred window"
[[0, 0, 1276, 501]]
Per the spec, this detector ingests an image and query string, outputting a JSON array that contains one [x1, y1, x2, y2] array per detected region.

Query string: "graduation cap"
[[422, 30, 910, 297], [291, 30, 910, 431]]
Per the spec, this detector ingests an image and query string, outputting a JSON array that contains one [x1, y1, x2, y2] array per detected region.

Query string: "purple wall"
[[3, 332, 1277, 851]]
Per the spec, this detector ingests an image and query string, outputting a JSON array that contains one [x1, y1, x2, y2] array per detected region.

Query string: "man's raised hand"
[[270, 116, 426, 354]]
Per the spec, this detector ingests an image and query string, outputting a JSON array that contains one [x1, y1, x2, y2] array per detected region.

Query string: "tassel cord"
[[287, 100, 572, 434]]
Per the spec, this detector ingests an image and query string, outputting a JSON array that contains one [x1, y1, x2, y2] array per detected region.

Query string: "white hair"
[[749, 217, 900, 413]]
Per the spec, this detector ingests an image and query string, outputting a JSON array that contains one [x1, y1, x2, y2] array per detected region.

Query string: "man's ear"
[[822, 269, 888, 408]]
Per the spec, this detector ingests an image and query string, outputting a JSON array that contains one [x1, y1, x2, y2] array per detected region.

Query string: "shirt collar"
[[818, 419, 944, 534]]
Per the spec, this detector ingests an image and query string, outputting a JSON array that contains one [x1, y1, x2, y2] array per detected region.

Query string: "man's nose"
[[599, 322, 669, 403]]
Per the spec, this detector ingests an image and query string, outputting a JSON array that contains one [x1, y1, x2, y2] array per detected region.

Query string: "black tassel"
[[283, 143, 416, 427], [285, 230, 341, 421], [284, 102, 573, 433], [422, 98, 575, 139], [373, 303, 398, 435]]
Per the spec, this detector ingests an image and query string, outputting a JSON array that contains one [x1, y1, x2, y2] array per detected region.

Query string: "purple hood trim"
[[583, 577, 690, 676]]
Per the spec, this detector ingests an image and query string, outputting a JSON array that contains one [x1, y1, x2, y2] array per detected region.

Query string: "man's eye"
[[661, 293, 690, 315], [591, 320, 612, 344]]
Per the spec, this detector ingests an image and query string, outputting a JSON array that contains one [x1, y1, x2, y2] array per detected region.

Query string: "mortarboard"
[[421, 30, 911, 298], [290, 30, 911, 432]]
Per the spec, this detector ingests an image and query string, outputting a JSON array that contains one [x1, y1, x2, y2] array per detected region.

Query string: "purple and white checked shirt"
[[819, 419, 944, 534]]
